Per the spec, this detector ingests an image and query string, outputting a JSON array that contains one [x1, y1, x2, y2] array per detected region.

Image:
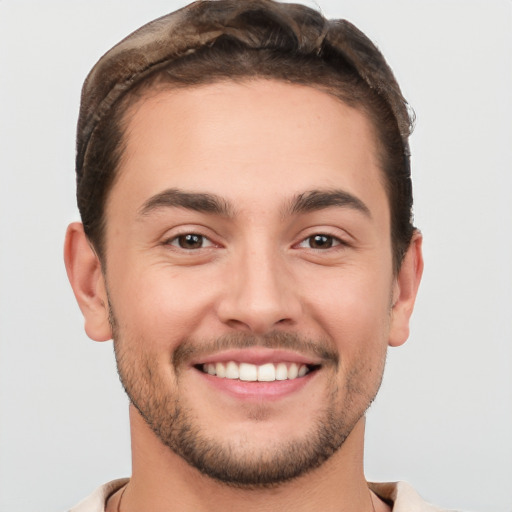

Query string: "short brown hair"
[[76, 0, 415, 271]]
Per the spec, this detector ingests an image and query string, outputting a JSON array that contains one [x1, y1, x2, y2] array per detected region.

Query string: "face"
[[94, 80, 413, 485]]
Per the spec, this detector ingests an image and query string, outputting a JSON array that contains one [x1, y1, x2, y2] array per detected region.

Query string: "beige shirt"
[[69, 479, 456, 511]]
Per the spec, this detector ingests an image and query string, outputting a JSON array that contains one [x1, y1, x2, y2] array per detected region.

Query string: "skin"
[[65, 80, 423, 512]]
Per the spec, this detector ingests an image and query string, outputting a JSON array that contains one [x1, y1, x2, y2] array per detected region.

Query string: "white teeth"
[[275, 362, 288, 380], [257, 363, 276, 382], [225, 361, 239, 379], [202, 361, 311, 381], [239, 363, 258, 381], [216, 362, 226, 378], [288, 363, 299, 379]]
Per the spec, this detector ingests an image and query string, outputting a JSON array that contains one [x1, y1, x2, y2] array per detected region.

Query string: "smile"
[[199, 361, 315, 381], [191, 349, 323, 400]]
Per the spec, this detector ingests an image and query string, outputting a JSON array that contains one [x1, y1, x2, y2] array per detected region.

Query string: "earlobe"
[[64, 222, 112, 342], [388, 230, 424, 347]]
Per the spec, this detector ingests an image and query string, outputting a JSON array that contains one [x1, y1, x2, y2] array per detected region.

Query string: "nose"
[[216, 246, 302, 334]]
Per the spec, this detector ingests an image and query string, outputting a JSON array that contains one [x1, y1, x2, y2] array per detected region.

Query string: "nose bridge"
[[218, 236, 300, 333]]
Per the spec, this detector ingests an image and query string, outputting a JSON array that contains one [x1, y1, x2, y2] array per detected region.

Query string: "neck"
[[117, 405, 383, 512]]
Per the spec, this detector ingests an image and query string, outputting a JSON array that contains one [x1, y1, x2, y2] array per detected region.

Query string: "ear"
[[388, 230, 424, 347], [64, 222, 112, 342]]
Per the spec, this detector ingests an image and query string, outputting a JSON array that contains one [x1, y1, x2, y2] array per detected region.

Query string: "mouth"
[[189, 346, 325, 404], [195, 361, 321, 382], [189, 348, 323, 400]]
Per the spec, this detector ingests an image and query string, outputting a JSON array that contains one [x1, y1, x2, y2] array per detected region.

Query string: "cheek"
[[108, 263, 218, 350], [312, 271, 391, 399], [303, 265, 392, 350]]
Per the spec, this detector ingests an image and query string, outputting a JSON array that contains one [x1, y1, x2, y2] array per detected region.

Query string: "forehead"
[[110, 80, 388, 221]]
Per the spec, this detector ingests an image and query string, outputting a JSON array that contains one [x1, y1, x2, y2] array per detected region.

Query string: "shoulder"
[[68, 478, 129, 512], [369, 481, 462, 512]]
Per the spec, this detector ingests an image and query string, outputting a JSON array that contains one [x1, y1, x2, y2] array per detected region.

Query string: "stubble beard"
[[111, 314, 385, 488]]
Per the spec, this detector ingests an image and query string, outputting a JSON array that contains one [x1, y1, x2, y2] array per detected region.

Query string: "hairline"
[[96, 75, 397, 270]]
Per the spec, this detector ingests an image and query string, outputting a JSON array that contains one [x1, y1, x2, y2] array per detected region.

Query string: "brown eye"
[[307, 234, 335, 249], [179, 234, 203, 249], [169, 233, 213, 250]]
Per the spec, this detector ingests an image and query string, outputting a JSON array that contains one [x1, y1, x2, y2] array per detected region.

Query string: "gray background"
[[0, 1, 511, 511]]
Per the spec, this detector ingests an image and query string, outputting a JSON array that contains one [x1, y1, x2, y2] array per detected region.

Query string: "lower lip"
[[196, 368, 317, 401]]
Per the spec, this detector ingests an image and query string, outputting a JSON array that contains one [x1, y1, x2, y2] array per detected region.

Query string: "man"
[[64, 0, 438, 510]]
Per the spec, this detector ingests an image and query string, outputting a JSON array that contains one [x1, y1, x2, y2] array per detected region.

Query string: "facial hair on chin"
[[110, 307, 385, 488]]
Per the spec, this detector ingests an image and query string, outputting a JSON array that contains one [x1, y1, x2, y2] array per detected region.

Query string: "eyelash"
[[165, 233, 216, 250], [296, 234, 346, 250], [164, 232, 347, 251]]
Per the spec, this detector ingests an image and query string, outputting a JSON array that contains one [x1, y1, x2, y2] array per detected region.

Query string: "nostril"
[[225, 318, 253, 331], [276, 318, 295, 327], [216, 287, 301, 334]]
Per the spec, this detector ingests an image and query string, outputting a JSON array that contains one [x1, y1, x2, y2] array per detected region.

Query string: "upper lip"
[[190, 347, 323, 367]]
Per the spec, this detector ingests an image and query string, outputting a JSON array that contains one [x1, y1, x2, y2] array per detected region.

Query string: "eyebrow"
[[286, 189, 371, 218], [138, 187, 370, 220], [138, 188, 234, 217]]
